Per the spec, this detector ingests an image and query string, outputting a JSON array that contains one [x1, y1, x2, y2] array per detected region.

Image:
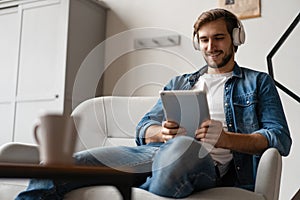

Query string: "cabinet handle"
[[16, 94, 60, 103]]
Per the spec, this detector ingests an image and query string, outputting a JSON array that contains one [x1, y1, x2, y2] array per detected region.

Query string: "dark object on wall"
[[267, 12, 300, 103]]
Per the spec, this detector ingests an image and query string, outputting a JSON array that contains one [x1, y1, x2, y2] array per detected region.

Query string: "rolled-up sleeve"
[[135, 99, 164, 146], [257, 128, 291, 156]]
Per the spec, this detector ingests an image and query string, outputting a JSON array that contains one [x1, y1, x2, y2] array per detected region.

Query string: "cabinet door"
[[0, 104, 15, 145], [0, 6, 20, 145], [14, 100, 62, 143], [17, 0, 68, 100], [14, 0, 69, 143]]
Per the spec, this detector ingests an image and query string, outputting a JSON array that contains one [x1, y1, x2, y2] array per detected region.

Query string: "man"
[[16, 8, 292, 199]]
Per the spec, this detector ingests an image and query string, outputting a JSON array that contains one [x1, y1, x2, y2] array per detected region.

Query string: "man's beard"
[[204, 50, 233, 69]]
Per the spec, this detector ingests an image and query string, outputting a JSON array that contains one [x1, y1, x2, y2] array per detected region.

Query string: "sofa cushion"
[[64, 186, 265, 200], [73, 96, 158, 151], [103, 96, 158, 139]]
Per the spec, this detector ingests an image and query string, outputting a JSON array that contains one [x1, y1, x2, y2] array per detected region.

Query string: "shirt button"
[[237, 166, 241, 170], [246, 100, 250, 104], [228, 124, 232, 127]]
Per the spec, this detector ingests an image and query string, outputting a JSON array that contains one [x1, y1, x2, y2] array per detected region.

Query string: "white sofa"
[[0, 96, 282, 200]]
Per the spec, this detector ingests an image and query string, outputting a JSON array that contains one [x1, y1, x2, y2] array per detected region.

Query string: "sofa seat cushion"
[[64, 186, 265, 200], [1, 181, 265, 200]]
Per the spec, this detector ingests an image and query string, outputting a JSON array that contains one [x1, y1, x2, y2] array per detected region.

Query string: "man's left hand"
[[195, 119, 224, 147]]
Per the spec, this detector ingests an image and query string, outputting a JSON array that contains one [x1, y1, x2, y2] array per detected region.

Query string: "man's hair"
[[193, 8, 240, 51]]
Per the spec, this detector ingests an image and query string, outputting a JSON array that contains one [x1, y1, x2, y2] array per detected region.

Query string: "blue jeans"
[[15, 136, 218, 200]]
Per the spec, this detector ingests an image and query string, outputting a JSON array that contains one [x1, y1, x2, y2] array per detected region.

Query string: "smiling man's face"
[[197, 18, 235, 73]]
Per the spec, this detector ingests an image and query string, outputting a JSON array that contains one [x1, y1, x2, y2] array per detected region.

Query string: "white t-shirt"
[[193, 72, 233, 176]]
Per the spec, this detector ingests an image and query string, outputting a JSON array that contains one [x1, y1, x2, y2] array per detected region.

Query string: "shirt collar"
[[188, 62, 243, 87]]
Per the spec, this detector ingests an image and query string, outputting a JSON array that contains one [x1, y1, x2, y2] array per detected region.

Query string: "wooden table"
[[0, 163, 134, 200]]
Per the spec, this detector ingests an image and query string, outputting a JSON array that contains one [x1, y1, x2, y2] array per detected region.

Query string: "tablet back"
[[160, 90, 210, 137]]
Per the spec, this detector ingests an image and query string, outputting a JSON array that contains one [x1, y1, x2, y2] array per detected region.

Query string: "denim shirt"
[[135, 63, 292, 190]]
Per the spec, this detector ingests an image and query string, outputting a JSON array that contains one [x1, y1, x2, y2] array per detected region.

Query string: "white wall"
[[100, 0, 300, 199]]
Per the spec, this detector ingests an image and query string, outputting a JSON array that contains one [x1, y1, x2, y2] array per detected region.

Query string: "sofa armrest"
[[0, 142, 39, 164], [255, 148, 282, 200]]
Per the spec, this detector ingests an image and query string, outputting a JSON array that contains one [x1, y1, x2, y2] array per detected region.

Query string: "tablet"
[[160, 90, 210, 137]]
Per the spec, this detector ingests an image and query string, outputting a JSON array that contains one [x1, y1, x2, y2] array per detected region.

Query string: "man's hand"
[[161, 121, 187, 142], [195, 119, 269, 155], [145, 121, 186, 144], [195, 119, 224, 147]]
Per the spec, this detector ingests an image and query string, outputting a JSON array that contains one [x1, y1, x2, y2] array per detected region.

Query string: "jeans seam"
[[124, 147, 159, 168]]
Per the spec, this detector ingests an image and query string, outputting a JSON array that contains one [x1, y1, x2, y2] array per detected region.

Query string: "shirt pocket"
[[233, 93, 259, 133]]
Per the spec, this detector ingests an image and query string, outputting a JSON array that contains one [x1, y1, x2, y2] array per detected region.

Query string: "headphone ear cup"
[[232, 24, 245, 46], [232, 27, 241, 46], [193, 34, 200, 50], [239, 25, 246, 45]]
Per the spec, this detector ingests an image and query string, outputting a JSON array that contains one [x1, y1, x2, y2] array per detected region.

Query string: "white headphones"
[[232, 19, 245, 46], [193, 18, 245, 50]]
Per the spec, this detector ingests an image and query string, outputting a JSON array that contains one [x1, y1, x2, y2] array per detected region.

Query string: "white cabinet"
[[0, 0, 107, 145], [0, 5, 19, 144]]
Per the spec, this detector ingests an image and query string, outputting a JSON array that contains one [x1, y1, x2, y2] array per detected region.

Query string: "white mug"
[[34, 114, 79, 165]]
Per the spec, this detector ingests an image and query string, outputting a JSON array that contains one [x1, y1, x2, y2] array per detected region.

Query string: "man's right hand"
[[145, 121, 186, 144], [161, 121, 187, 142]]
